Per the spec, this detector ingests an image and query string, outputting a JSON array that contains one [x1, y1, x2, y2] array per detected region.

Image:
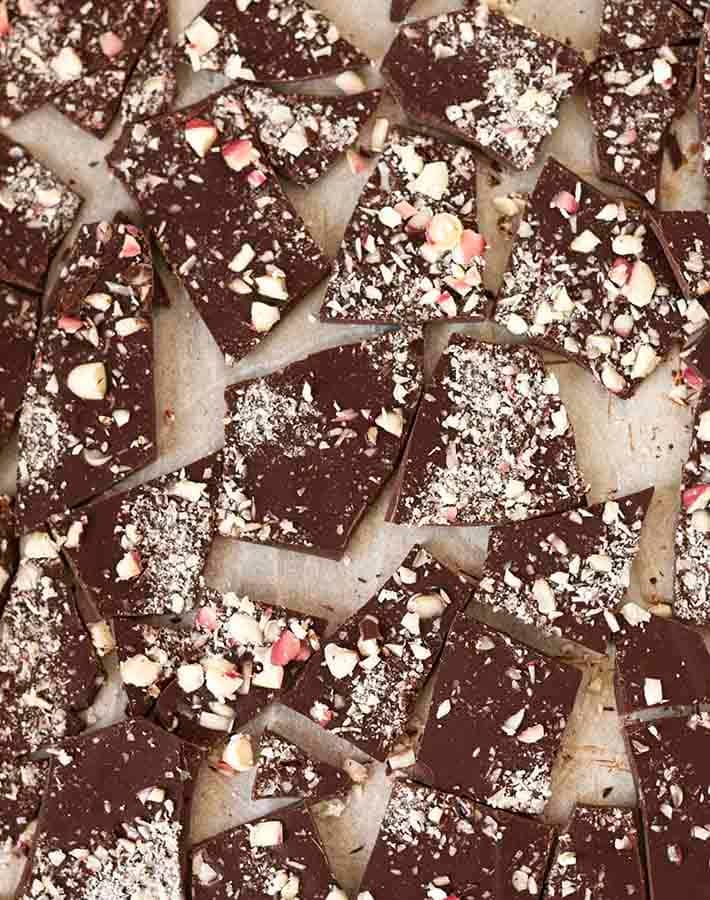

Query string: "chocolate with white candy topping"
[[284, 545, 472, 761], [119, 10, 177, 127], [251, 729, 348, 804], [0, 283, 38, 450], [0, 495, 17, 610], [388, 336, 587, 527], [0, 757, 49, 856], [358, 778, 555, 900], [674, 0, 710, 22], [651, 210, 710, 308], [494, 157, 695, 397], [416, 617, 581, 817], [54, 451, 221, 618], [321, 128, 488, 325], [681, 327, 710, 395], [381, 7, 586, 171], [597, 0, 698, 56]]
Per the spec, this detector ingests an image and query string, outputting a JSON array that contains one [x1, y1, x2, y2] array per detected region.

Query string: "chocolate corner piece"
[[598, 0, 699, 57], [0, 283, 39, 450], [120, 10, 177, 127], [0, 757, 50, 858], [252, 729, 348, 805]]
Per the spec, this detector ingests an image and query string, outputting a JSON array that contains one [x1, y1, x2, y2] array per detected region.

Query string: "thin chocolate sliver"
[[0, 495, 17, 611], [0, 283, 38, 450]]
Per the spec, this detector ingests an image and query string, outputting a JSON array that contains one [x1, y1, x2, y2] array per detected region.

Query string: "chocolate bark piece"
[[614, 609, 710, 715], [252, 729, 348, 804], [494, 157, 694, 397], [0, 135, 82, 292], [14, 719, 191, 900], [387, 336, 587, 527], [0, 495, 17, 610], [191, 803, 343, 900], [478, 488, 653, 653], [681, 326, 710, 393], [416, 617, 581, 816], [241, 86, 381, 187], [217, 328, 423, 558], [0, 757, 49, 856], [284, 545, 472, 761], [0, 282, 39, 449], [119, 11, 177, 126], [0, 532, 101, 759], [543, 805, 646, 900], [54, 451, 221, 618], [598, 0, 698, 56], [586, 45, 696, 206], [699, 12, 710, 192], [107, 88, 330, 365], [358, 778, 555, 900], [674, 0, 710, 22], [179, 0, 368, 84], [673, 388, 710, 625], [15, 219, 157, 530], [625, 713, 710, 900], [651, 210, 710, 307], [391, 0, 417, 21], [381, 8, 587, 171], [321, 128, 488, 325]]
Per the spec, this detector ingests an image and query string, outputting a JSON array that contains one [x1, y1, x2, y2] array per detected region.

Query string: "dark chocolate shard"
[[0, 495, 17, 611], [390, 0, 418, 21], [651, 209, 710, 307], [321, 127, 489, 325], [0, 282, 39, 449], [251, 729, 348, 804], [0, 757, 49, 857], [681, 326, 710, 394], [217, 328, 423, 559], [416, 617, 581, 816], [388, 336, 587, 527], [119, 11, 177, 127], [478, 488, 655, 653], [699, 12, 710, 192], [283, 545, 472, 761], [673, 0, 710, 22], [381, 7, 587, 171], [598, 0, 698, 56]]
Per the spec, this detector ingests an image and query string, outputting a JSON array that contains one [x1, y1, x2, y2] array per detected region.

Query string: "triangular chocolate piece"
[[119, 10, 177, 127], [252, 730, 348, 804], [598, 0, 698, 56], [0, 496, 17, 611], [681, 327, 710, 395], [0, 283, 39, 450]]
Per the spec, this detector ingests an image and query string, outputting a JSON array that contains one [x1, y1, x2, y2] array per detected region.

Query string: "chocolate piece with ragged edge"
[[251, 730, 348, 804], [651, 210, 710, 309], [391, 0, 417, 21], [0, 757, 49, 856], [0, 135, 82, 293], [191, 803, 344, 900], [543, 805, 647, 900], [625, 713, 710, 900], [387, 336, 587, 527], [381, 7, 586, 171], [240, 85, 381, 187], [179, 0, 368, 84], [681, 326, 710, 394], [217, 328, 423, 559], [477, 488, 654, 653], [416, 617, 581, 817], [358, 778, 555, 900], [699, 12, 710, 191], [0, 496, 17, 611], [119, 11, 177, 127], [598, 0, 698, 56], [614, 608, 710, 715], [15, 219, 157, 530], [673, 389, 710, 626], [321, 128, 488, 325], [284, 545, 472, 761], [0, 532, 101, 759], [14, 719, 193, 900], [674, 0, 710, 22], [107, 87, 330, 366], [54, 451, 221, 618], [586, 45, 696, 207], [494, 157, 697, 397], [0, 283, 39, 449]]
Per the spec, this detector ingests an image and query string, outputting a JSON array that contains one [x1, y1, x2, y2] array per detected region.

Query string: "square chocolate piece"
[[0, 757, 49, 856], [251, 729, 348, 805], [0, 283, 39, 450]]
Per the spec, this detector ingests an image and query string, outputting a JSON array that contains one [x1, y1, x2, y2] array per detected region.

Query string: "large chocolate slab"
[[217, 328, 423, 559], [0, 757, 49, 856], [388, 336, 587, 527], [382, 8, 586, 171], [107, 87, 330, 365], [417, 617, 581, 816], [321, 128, 488, 325], [0, 283, 38, 449], [119, 10, 177, 127], [0, 495, 17, 610], [284, 545, 472, 761], [598, 0, 698, 56], [252, 729, 348, 804]]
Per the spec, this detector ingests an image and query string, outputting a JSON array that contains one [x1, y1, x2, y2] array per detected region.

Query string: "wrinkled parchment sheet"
[[1, 0, 706, 896]]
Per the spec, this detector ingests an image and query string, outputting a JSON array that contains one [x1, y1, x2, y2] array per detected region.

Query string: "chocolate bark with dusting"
[[252, 729, 348, 804], [651, 210, 710, 307], [494, 157, 698, 397], [625, 713, 710, 900], [358, 778, 555, 900], [54, 451, 221, 618], [107, 87, 330, 365], [0, 283, 38, 449], [0, 495, 17, 610], [543, 804, 647, 900], [15, 219, 157, 530], [381, 7, 587, 171], [0, 757, 49, 856], [321, 128, 488, 325], [179, 0, 368, 83], [673, 388, 710, 625], [284, 545, 472, 761], [388, 336, 587, 527], [119, 10, 177, 127], [0, 532, 101, 759], [240, 85, 381, 186], [478, 488, 654, 653], [674, 0, 710, 22], [217, 328, 423, 558], [416, 617, 581, 817], [598, 0, 698, 56]]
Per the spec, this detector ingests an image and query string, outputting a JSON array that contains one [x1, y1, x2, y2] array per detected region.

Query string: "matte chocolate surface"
[[217, 328, 423, 559], [321, 128, 488, 325], [119, 10, 177, 127], [0, 282, 38, 450], [0, 495, 17, 610], [388, 336, 587, 527], [252, 729, 348, 804], [598, 0, 698, 56], [107, 87, 330, 365], [651, 209, 710, 305], [15, 219, 157, 530], [390, 0, 417, 21], [0, 757, 49, 856], [381, 7, 586, 171], [417, 617, 581, 816], [284, 545, 472, 761], [478, 488, 654, 652], [494, 157, 696, 397]]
